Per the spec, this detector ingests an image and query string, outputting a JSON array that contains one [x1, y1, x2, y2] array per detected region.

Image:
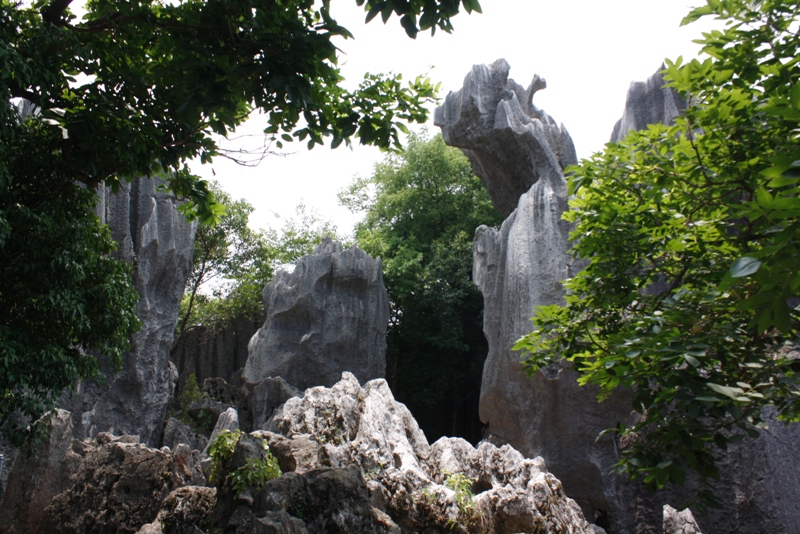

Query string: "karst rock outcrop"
[[439, 61, 800, 533], [59, 176, 195, 447], [609, 66, 686, 143], [437, 59, 631, 523], [0, 412, 204, 534], [434, 58, 577, 217], [242, 237, 389, 391], [2, 374, 600, 533], [186, 372, 598, 533]]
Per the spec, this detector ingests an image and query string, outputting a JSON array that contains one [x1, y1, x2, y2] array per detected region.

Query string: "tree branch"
[[41, 0, 74, 26]]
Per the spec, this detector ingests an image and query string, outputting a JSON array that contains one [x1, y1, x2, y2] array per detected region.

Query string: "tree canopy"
[[1, 0, 480, 220], [515, 0, 800, 507], [341, 133, 502, 441], [0, 0, 480, 446]]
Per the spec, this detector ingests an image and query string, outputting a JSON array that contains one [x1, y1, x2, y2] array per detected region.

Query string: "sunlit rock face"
[[436, 59, 634, 524], [434, 58, 577, 218], [243, 237, 389, 391], [609, 66, 686, 143], [61, 176, 196, 447]]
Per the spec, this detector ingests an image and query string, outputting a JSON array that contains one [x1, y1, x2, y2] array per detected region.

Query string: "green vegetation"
[[443, 472, 482, 528], [229, 454, 282, 497], [0, 160, 140, 447], [418, 471, 483, 532], [515, 0, 800, 507], [0, 0, 478, 447], [340, 133, 502, 442], [208, 429, 281, 497], [175, 183, 343, 341], [207, 429, 243, 484]]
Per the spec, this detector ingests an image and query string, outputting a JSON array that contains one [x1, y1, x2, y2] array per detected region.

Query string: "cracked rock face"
[[60, 176, 196, 447], [243, 237, 389, 391], [434, 58, 577, 217]]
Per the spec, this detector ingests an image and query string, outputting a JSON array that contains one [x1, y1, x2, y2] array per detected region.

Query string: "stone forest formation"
[[1, 60, 799, 534]]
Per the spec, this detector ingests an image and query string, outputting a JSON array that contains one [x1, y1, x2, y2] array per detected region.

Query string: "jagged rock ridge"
[[1, 374, 599, 533], [434, 58, 577, 217]]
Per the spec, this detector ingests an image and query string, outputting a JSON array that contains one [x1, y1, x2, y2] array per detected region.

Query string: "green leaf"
[[707, 383, 745, 400], [792, 82, 800, 111], [729, 257, 762, 278]]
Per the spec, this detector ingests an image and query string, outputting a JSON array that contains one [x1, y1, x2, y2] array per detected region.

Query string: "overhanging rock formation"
[[434, 58, 577, 217], [243, 237, 389, 391]]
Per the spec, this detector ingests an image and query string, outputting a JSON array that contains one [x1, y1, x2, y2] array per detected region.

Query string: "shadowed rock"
[[60, 176, 195, 447], [243, 237, 389, 391]]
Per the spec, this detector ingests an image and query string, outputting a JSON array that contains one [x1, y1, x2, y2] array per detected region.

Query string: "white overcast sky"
[[191, 0, 719, 235]]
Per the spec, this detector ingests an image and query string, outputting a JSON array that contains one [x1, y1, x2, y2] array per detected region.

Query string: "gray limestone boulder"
[[663, 505, 701, 534], [61, 176, 195, 447], [242, 237, 389, 391], [162, 417, 209, 453], [136, 485, 217, 534], [609, 66, 686, 143], [249, 376, 303, 431], [434, 58, 577, 217]]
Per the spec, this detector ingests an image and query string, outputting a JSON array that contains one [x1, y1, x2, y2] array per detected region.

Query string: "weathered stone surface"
[[0, 410, 82, 534], [136, 486, 217, 534], [0, 431, 204, 534], [162, 417, 209, 453], [688, 409, 800, 534], [172, 316, 262, 387], [434, 58, 577, 217], [243, 237, 389, 391], [609, 66, 686, 144], [61, 176, 195, 447], [436, 60, 629, 521], [257, 372, 595, 533], [249, 376, 302, 431], [448, 62, 800, 533], [663, 505, 701, 534]]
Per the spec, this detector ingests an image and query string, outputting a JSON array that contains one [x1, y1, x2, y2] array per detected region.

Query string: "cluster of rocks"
[[1, 374, 598, 534]]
